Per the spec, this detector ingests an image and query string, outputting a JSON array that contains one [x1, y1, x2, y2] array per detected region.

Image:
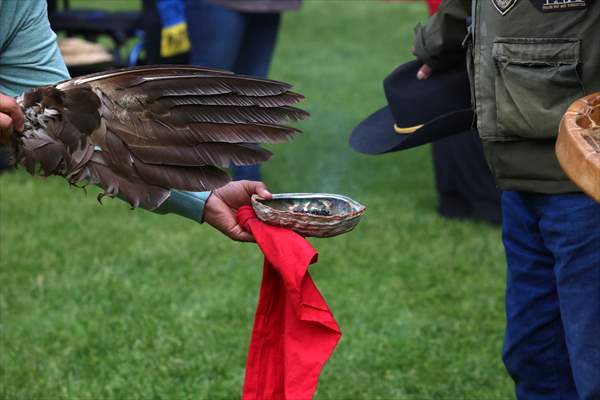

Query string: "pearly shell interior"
[[251, 193, 366, 237]]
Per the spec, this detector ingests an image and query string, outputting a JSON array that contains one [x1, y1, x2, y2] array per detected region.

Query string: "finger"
[[417, 64, 432, 80], [0, 112, 13, 131], [254, 183, 272, 200], [0, 95, 24, 131], [245, 180, 272, 199], [227, 225, 255, 242]]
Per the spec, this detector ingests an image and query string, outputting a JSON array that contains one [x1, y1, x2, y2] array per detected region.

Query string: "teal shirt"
[[0, 0, 209, 222], [0, 0, 69, 96]]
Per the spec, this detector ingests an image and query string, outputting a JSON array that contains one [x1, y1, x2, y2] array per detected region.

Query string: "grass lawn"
[[0, 1, 513, 399]]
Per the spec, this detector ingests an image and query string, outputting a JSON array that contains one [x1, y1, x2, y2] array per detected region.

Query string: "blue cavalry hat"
[[349, 59, 473, 154]]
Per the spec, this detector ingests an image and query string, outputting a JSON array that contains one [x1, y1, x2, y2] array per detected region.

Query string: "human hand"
[[0, 93, 24, 144], [416, 64, 433, 80], [204, 180, 272, 242], [411, 47, 433, 80]]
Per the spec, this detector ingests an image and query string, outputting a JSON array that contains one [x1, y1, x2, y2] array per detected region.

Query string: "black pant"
[[432, 129, 501, 225]]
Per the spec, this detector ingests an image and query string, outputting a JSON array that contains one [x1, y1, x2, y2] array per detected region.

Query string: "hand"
[[411, 47, 433, 80], [203, 180, 272, 242], [0, 93, 24, 144], [416, 64, 433, 80]]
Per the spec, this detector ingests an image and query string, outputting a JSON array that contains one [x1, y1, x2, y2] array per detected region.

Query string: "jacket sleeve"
[[413, 0, 471, 71], [152, 190, 211, 223]]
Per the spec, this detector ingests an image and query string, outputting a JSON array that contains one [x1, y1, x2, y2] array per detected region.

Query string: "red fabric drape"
[[237, 206, 341, 400]]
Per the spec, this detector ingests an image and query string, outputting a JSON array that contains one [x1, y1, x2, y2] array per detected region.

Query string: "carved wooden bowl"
[[556, 93, 600, 203], [251, 193, 366, 237]]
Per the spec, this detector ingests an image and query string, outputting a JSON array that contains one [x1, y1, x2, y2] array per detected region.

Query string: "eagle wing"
[[15, 66, 308, 209]]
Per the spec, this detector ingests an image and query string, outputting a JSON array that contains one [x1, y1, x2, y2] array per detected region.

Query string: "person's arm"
[[413, 0, 471, 73], [155, 180, 272, 242], [154, 190, 211, 222], [0, 1, 70, 97], [0, 2, 268, 242]]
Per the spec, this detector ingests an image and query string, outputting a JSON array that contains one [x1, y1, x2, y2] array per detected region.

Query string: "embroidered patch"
[[492, 0, 519, 15], [528, 0, 588, 12]]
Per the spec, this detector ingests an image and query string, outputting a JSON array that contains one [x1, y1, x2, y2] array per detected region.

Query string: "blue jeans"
[[502, 191, 600, 400], [184, 0, 282, 181]]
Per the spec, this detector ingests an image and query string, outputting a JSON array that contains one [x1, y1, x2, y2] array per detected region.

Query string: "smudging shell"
[[251, 193, 366, 238]]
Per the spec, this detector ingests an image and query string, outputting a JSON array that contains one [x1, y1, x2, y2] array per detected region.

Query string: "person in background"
[[414, 0, 600, 398], [425, 0, 501, 225], [184, 0, 302, 181], [0, 0, 271, 242], [142, 0, 191, 65]]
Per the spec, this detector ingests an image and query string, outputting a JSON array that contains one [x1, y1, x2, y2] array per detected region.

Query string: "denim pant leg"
[[233, 13, 281, 78], [184, 0, 246, 70], [230, 12, 281, 181], [501, 191, 578, 400], [539, 193, 600, 400]]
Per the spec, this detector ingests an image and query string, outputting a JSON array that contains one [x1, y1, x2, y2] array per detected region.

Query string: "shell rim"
[[251, 193, 366, 220]]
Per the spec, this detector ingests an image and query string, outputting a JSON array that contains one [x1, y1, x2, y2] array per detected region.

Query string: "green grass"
[[0, 1, 512, 399]]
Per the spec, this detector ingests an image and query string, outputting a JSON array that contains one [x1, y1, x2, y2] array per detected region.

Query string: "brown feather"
[[58, 65, 234, 91], [61, 86, 101, 135], [56, 119, 84, 151], [87, 153, 170, 209], [128, 142, 272, 167], [148, 92, 304, 111], [29, 143, 65, 176], [20, 129, 66, 176], [36, 87, 64, 109], [133, 158, 230, 192], [110, 116, 299, 146], [16, 65, 307, 211], [67, 143, 95, 174], [120, 74, 292, 98], [150, 105, 308, 126], [104, 129, 134, 169]]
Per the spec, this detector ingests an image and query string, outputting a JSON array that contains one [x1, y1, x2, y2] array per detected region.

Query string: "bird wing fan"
[[17, 66, 308, 209]]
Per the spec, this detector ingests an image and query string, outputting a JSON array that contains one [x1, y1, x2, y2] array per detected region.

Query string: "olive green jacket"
[[414, 0, 600, 193]]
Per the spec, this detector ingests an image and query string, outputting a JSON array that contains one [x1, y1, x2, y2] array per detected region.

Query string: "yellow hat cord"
[[393, 123, 424, 135]]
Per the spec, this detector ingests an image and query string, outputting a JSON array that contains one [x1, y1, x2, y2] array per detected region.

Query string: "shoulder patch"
[[528, 0, 588, 12], [492, 0, 519, 15]]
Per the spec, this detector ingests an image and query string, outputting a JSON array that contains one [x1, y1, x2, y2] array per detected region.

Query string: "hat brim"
[[349, 106, 474, 155]]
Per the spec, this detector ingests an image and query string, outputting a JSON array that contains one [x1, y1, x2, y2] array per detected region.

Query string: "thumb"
[[244, 181, 272, 199], [227, 224, 255, 242]]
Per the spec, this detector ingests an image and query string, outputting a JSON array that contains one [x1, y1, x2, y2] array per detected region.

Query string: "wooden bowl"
[[556, 93, 600, 203]]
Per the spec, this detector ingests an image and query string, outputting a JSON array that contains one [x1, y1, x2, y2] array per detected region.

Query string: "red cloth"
[[237, 206, 341, 400], [426, 0, 441, 14]]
